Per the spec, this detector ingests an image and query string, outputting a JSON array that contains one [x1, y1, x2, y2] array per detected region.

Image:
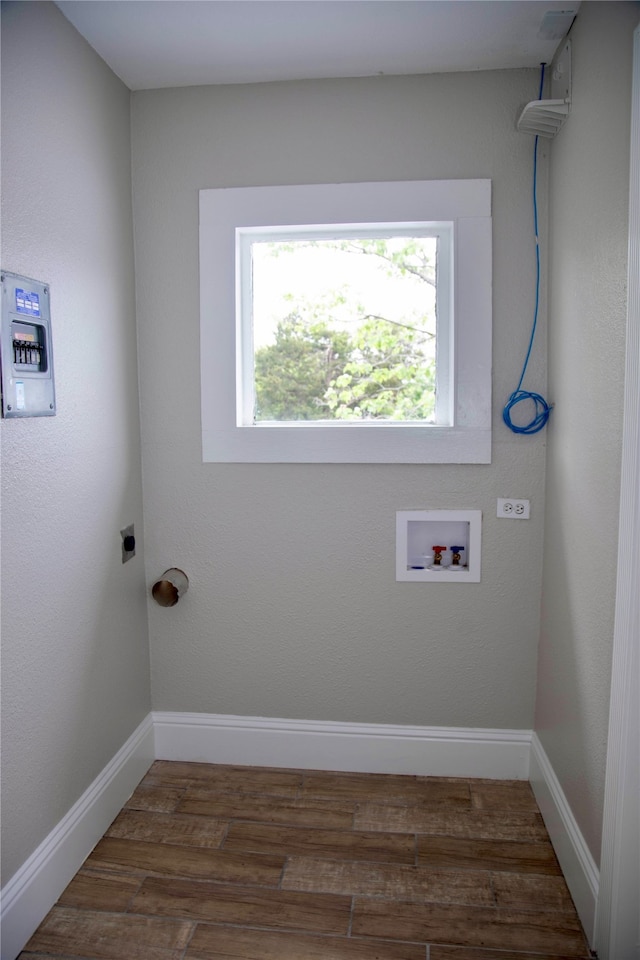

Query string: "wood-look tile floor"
[[20, 762, 592, 960]]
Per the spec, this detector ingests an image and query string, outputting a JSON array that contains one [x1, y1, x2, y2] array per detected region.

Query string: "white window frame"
[[200, 179, 492, 463]]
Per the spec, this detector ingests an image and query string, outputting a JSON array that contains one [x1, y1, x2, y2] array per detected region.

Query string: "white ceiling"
[[54, 0, 579, 91]]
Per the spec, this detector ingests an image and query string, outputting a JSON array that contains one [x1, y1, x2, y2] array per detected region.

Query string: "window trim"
[[200, 179, 492, 463]]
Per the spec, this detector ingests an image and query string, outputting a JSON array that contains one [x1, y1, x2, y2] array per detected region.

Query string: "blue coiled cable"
[[502, 63, 553, 435]]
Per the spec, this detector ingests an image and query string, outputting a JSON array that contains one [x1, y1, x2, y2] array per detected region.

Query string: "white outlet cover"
[[497, 498, 530, 519]]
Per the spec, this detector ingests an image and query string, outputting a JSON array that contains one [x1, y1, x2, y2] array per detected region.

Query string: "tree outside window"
[[250, 236, 439, 423]]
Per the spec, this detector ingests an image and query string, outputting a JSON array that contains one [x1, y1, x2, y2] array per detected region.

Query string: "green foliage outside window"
[[252, 238, 437, 422]]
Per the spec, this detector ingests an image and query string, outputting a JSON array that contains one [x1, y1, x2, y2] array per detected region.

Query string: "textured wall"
[[535, 2, 638, 865], [132, 70, 548, 729], [0, 2, 150, 883]]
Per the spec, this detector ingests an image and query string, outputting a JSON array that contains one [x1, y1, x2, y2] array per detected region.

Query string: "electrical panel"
[[1, 270, 56, 417]]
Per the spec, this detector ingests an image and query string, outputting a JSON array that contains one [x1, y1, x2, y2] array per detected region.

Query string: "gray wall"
[[0, 1, 150, 883], [535, 1, 639, 866], [132, 70, 549, 729]]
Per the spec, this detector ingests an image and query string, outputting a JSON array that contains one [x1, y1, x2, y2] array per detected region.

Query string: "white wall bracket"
[[517, 41, 572, 139], [517, 99, 570, 138]]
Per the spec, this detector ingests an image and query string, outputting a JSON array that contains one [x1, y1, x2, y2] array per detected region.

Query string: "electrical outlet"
[[120, 523, 136, 562], [497, 498, 530, 519]]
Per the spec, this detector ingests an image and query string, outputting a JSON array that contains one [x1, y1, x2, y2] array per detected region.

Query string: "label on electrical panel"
[[15, 289, 41, 317], [15, 381, 26, 410]]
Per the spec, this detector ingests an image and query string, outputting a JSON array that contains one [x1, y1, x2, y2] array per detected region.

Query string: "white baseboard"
[[9, 715, 587, 960], [0, 714, 154, 960], [152, 711, 532, 780], [529, 733, 600, 947]]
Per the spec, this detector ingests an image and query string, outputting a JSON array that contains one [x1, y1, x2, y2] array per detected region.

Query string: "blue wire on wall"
[[503, 63, 553, 435]]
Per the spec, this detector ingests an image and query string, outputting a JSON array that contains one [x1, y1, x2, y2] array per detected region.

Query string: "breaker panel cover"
[[1, 270, 56, 417]]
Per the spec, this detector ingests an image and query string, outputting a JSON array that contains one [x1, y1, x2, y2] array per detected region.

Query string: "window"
[[239, 225, 452, 426], [200, 179, 492, 463]]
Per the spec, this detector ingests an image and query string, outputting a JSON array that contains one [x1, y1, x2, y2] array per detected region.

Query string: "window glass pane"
[[250, 235, 439, 423]]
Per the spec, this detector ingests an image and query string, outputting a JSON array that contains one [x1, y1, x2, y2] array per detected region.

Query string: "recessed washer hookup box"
[[396, 510, 482, 582]]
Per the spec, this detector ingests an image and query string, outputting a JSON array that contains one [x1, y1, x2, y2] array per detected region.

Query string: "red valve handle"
[[432, 545, 447, 552]]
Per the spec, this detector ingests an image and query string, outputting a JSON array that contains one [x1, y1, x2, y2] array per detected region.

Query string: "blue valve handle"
[[450, 546, 465, 553]]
